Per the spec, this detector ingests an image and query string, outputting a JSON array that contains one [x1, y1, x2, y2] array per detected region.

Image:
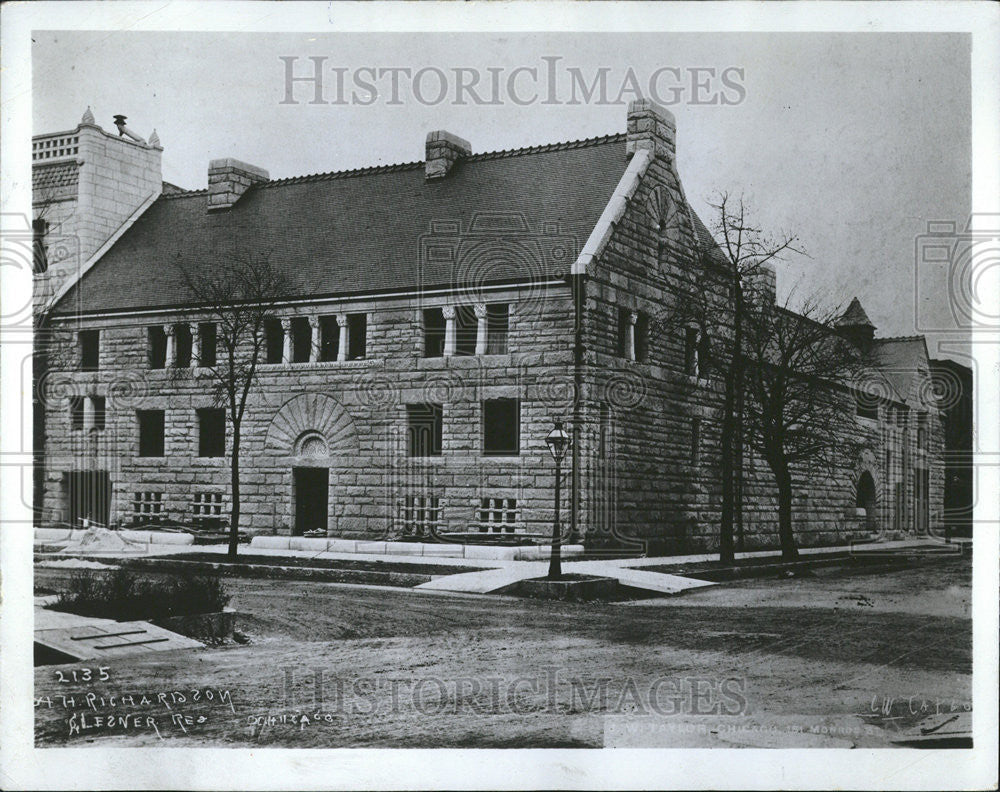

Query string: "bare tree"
[[739, 291, 865, 561], [659, 194, 803, 563], [177, 249, 288, 559], [702, 194, 807, 563]]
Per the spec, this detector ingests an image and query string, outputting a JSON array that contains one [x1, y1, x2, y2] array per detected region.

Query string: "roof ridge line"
[[160, 131, 628, 195], [875, 334, 925, 342]]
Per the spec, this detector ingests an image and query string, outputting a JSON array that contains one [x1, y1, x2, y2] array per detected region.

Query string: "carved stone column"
[[191, 323, 201, 367], [308, 316, 320, 363], [337, 315, 349, 361], [442, 306, 456, 357], [626, 311, 637, 362], [281, 318, 292, 364], [164, 324, 176, 367], [474, 303, 488, 355]]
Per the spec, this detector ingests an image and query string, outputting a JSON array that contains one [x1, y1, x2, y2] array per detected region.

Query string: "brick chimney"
[[425, 131, 471, 180], [626, 99, 676, 161], [207, 158, 269, 211]]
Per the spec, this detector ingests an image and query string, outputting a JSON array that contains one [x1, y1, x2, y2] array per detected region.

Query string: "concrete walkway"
[[414, 558, 715, 596], [38, 535, 956, 599]]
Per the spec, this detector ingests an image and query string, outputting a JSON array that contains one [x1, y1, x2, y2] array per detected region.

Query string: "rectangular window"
[[198, 322, 217, 367], [856, 393, 879, 420], [148, 326, 167, 369], [265, 318, 284, 363], [69, 396, 85, 431], [92, 396, 106, 431], [174, 324, 193, 367], [319, 316, 340, 361], [399, 494, 442, 537], [198, 408, 226, 457], [697, 330, 711, 377], [684, 327, 699, 375], [691, 417, 701, 466], [483, 398, 520, 456], [617, 307, 631, 358], [917, 413, 928, 450], [33, 218, 48, 273], [476, 497, 519, 533], [347, 313, 367, 360], [423, 308, 446, 357], [406, 403, 443, 457], [137, 409, 165, 457], [454, 306, 477, 356], [132, 491, 164, 525], [79, 330, 100, 371], [291, 317, 312, 363], [192, 492, 224, 530], [486, 303, 509, 354]]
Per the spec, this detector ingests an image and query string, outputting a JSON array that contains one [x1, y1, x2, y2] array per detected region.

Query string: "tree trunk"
[[718, 284, 743, 564], [775, 461, 799, 561], [228, 427, 241, 560]]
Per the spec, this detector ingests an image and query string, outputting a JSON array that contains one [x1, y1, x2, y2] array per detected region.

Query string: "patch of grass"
[[48, 567, 230, 621]]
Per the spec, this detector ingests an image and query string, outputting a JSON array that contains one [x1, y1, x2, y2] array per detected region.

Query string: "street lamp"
[[545, 420, 571, 580]]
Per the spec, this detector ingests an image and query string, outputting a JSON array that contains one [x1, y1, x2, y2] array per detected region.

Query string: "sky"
[[32, 30, 972, 358]]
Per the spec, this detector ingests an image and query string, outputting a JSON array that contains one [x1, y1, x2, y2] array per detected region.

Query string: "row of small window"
[[856, 395, 929, 439], [615, 308, 711, 377], [75, 304, 513, 371], [82, 408, 227, 458], [399, 495, 520, 536], [133, 491, 224, 528], [406, 399, 520, 456]]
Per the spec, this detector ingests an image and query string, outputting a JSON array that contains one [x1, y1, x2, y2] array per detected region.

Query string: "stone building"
[[34, 102, 945, 553]]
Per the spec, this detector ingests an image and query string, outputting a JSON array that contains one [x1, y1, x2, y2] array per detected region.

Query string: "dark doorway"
[[293, 467, 329, 536], [64, 471, 111, 527]]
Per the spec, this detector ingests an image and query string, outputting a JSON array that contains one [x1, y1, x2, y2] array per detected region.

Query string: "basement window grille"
[[192, 492, 224, 530], [399, 495, 443, 538], [132, 491, 164, 525], [476, 497, 519, 533]]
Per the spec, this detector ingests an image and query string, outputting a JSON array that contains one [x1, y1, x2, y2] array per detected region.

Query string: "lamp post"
[[545, 420, 571, 580]]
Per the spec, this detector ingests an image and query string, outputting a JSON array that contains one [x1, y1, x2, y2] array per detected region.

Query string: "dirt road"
[[34, 555, 972, 748]]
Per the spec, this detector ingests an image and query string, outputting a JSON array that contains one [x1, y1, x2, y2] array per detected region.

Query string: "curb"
[[647, 546, 967, 582], [114, 557, 433, 587]]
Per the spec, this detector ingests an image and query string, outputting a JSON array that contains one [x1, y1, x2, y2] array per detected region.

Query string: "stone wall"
[[42, 283, 581, 538]]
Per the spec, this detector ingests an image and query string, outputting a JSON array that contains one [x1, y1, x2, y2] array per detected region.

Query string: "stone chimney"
[[425, 131, 471, 180], [626, 99, 677, 161], [207, 158, 269, 212], [745, 263, 777, 309]]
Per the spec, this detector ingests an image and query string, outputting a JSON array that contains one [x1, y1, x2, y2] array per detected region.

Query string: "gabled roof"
[[52, 134, 630, 315], [836, 296, 875, 328]]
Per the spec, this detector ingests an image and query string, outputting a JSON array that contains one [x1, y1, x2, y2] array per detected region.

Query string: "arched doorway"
[[265, 393, 358, 536], [856, 470, 877, 530]]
